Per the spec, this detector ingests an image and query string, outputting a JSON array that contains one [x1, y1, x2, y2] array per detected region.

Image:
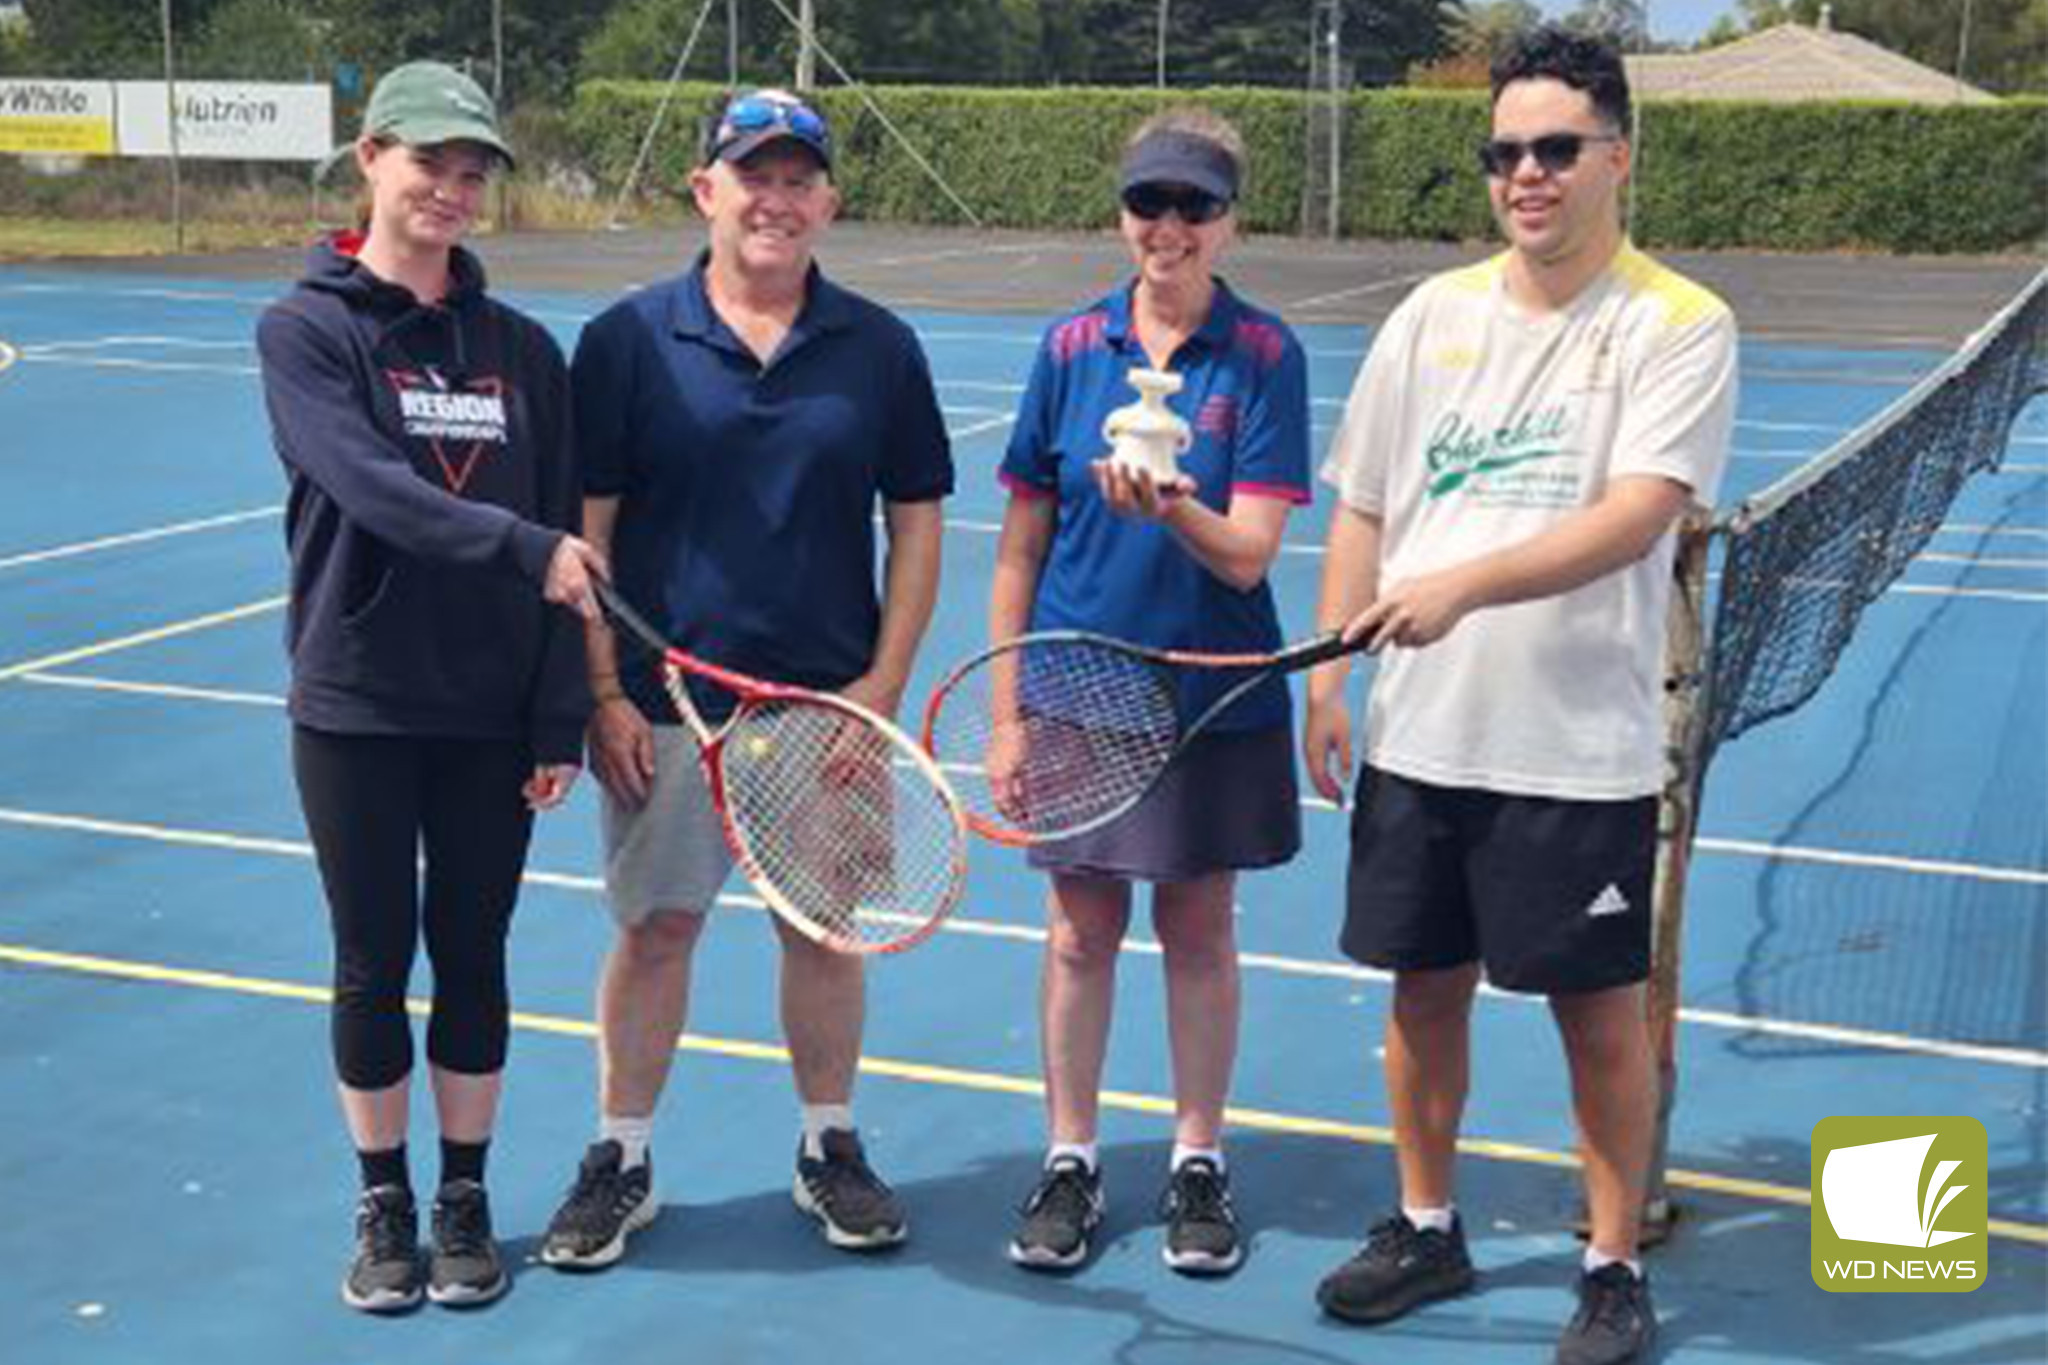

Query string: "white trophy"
[[1101, 367, 1192, 483]]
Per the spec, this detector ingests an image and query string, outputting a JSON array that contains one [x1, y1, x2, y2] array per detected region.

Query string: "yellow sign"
[[0, 80, 117, 156]]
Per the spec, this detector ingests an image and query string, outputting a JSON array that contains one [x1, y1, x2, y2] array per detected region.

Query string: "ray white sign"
[[0, 79, 116, 155]]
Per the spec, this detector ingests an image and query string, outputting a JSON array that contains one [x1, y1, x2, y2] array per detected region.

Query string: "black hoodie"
[[256, 240, 588, 763]]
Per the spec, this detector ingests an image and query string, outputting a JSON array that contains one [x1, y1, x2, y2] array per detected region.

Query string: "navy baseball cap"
[[704, 88, 833, 170]]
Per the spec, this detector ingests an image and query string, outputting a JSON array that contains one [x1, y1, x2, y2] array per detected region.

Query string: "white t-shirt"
[[1322, 244, 1738, 800]]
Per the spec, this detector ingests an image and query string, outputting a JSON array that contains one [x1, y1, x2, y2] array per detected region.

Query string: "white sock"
[[800, 1103, 855, 1160], [1047, 1141, 1099, 1174], [1403, 1204, 1456, 1233], [1584, 1246, 1642, 1278], [600, 1114, 654, 1171], [1170, 1144, 1225, 1174]]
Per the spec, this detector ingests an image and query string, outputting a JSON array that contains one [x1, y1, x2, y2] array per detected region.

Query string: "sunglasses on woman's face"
[[1477, 132, 1618, 179], [1122, 183, 1231, 225]]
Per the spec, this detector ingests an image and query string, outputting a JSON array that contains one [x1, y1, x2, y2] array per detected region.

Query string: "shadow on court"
[[533, 1130, 2048, 1364]]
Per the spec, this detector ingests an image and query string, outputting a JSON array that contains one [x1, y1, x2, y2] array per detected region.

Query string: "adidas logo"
[[1585, 884, 1630, 918]]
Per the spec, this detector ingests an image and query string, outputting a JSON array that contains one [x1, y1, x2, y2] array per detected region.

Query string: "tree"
[[1561, 0, 1649, 48], [311, 0, 612, 101], [185, 0, 326, 80], [1440, 0, 1544, 58], [19, 0, 230, 77]]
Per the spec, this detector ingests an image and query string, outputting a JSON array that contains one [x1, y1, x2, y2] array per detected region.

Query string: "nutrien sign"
[[115, 81, 331, 161]]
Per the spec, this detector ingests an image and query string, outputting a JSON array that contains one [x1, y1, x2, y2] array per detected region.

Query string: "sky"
[[1537, 0, 1741, 46]]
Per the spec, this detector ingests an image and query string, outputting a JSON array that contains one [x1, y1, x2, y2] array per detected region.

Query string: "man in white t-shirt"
[[1304, 27, 1736, 1365]]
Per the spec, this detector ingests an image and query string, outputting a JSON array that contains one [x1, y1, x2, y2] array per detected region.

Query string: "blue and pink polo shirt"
[[1000, 279, 1311, 730]]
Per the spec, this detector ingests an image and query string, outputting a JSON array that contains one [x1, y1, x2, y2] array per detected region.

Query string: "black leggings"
[[293, 726, 536, 1090]]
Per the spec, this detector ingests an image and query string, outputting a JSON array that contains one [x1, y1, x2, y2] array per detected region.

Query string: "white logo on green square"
[[1811, 1116, 1987, 1293]]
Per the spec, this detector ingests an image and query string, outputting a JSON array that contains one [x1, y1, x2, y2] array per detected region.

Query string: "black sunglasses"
[[1477, 132, 1619, 178], [1122, 183, 1231, 225]]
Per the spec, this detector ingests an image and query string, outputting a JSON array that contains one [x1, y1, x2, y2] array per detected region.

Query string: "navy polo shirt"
[[1000, 279, 1311, 731], [574, 254, 953, 717]]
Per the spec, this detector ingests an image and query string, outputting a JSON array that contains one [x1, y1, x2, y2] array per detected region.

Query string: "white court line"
[[16, 668, 2048, 895], [943, 382, 2044, 462], [949, 414, 1016, 440], [1884, 582, 2048, 604], [943, 516, 2048, 602], [1913, 552, 2047, 570], [0, 506, 281, 573], [16, 352, 257, 377], [0, 596, 285, 683], [0, 338, 16, 374], [1938, 523, 2048, 541], [0, 283, 261, 304], [2, 501, 2030, 605], [22, 331, 2045, 454], [16, 673, 283, 707], [25, 335, 251, 352], [1686, 835, 2048, 888], [0, 801, 2037, 1069], [852, 240, 1063, 270], [1286, 273, 1429, 311]]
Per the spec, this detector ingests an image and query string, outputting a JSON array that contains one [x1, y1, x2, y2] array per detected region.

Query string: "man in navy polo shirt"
[[539, 88, 953, 1269]]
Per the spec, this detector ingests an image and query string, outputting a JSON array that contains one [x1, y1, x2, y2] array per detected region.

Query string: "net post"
[[1641, 508, 1714, 1246]]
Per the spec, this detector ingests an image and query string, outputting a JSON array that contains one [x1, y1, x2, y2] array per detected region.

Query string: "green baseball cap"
[[326, 60, 513, 176]]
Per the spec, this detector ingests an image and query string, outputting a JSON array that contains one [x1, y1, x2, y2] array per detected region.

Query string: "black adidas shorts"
[[1339, 765, 1656, 996]]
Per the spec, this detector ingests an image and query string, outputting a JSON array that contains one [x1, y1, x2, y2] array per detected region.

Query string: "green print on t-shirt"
[[1424, 406, 1570, 498]]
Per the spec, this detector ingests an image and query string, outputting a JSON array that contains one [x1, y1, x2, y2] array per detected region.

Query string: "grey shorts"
[[600, 724, 735, 926], [1028, 724, 1301, 882]]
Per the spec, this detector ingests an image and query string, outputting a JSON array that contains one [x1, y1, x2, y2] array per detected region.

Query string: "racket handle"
[[593, 579, 674, 659], [1280, 629, 1370, 673]]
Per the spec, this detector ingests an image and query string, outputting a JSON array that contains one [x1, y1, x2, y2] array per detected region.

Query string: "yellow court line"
[[0, 595, 285, 683], [4, 940, 2043, 1248]]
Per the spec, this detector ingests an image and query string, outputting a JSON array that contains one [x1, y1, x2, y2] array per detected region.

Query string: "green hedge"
[[567, 80, 2048, 253]]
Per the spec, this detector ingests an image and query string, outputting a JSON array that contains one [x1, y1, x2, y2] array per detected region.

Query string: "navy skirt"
[[1027, 724, 1301, 882]]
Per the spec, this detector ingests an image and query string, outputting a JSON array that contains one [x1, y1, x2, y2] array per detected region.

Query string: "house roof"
[[1626, 20, 1998, 104]]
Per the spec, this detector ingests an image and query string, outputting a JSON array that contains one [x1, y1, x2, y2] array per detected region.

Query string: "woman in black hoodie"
[[254, 61, 604, 1315]]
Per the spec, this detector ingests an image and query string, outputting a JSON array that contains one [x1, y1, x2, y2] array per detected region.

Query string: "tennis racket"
[[595, 580, 968, 955], [921, 629, 1368, 847]]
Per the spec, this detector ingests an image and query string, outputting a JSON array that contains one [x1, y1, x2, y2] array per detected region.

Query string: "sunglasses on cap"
[[712, 92, 831, 160], [1121, 183, 1231, 225], [1476, 132, 1619, 178]]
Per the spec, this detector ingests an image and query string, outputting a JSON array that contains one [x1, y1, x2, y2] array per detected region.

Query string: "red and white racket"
[[597, 580, 968, 955]]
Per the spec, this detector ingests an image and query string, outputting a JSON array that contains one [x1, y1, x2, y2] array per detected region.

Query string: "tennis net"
[[1700, 268, 2048, 762]]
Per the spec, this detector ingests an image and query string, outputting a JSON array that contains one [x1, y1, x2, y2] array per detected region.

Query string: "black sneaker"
[[427, 1179, 508, 1307], [1159, 1157, 1243, 1276], [1316, 1212, 1476, 1324], [340, 1184, 424, 1314], [540, 1140, 658, 1270], [793, 1129, 908, 1250], [1556, 1262, 1656, 1365], [1008, 1156, 1105, 1272]]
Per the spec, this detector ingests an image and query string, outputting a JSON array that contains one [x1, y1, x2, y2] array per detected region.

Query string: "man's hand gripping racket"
[[594, 581, 969, 954], [921, 628, 1372, 846]]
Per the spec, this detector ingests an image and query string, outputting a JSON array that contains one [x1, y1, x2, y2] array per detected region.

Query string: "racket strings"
[[719, 699, 962, 949], [931, 639, 1180, 839]]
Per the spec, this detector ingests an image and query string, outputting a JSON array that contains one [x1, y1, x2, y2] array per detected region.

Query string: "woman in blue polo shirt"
[[993, 108, 1311, 1277]]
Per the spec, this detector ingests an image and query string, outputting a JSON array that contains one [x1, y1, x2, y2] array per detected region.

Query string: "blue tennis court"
[[0, 249, 2042, 1364]]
